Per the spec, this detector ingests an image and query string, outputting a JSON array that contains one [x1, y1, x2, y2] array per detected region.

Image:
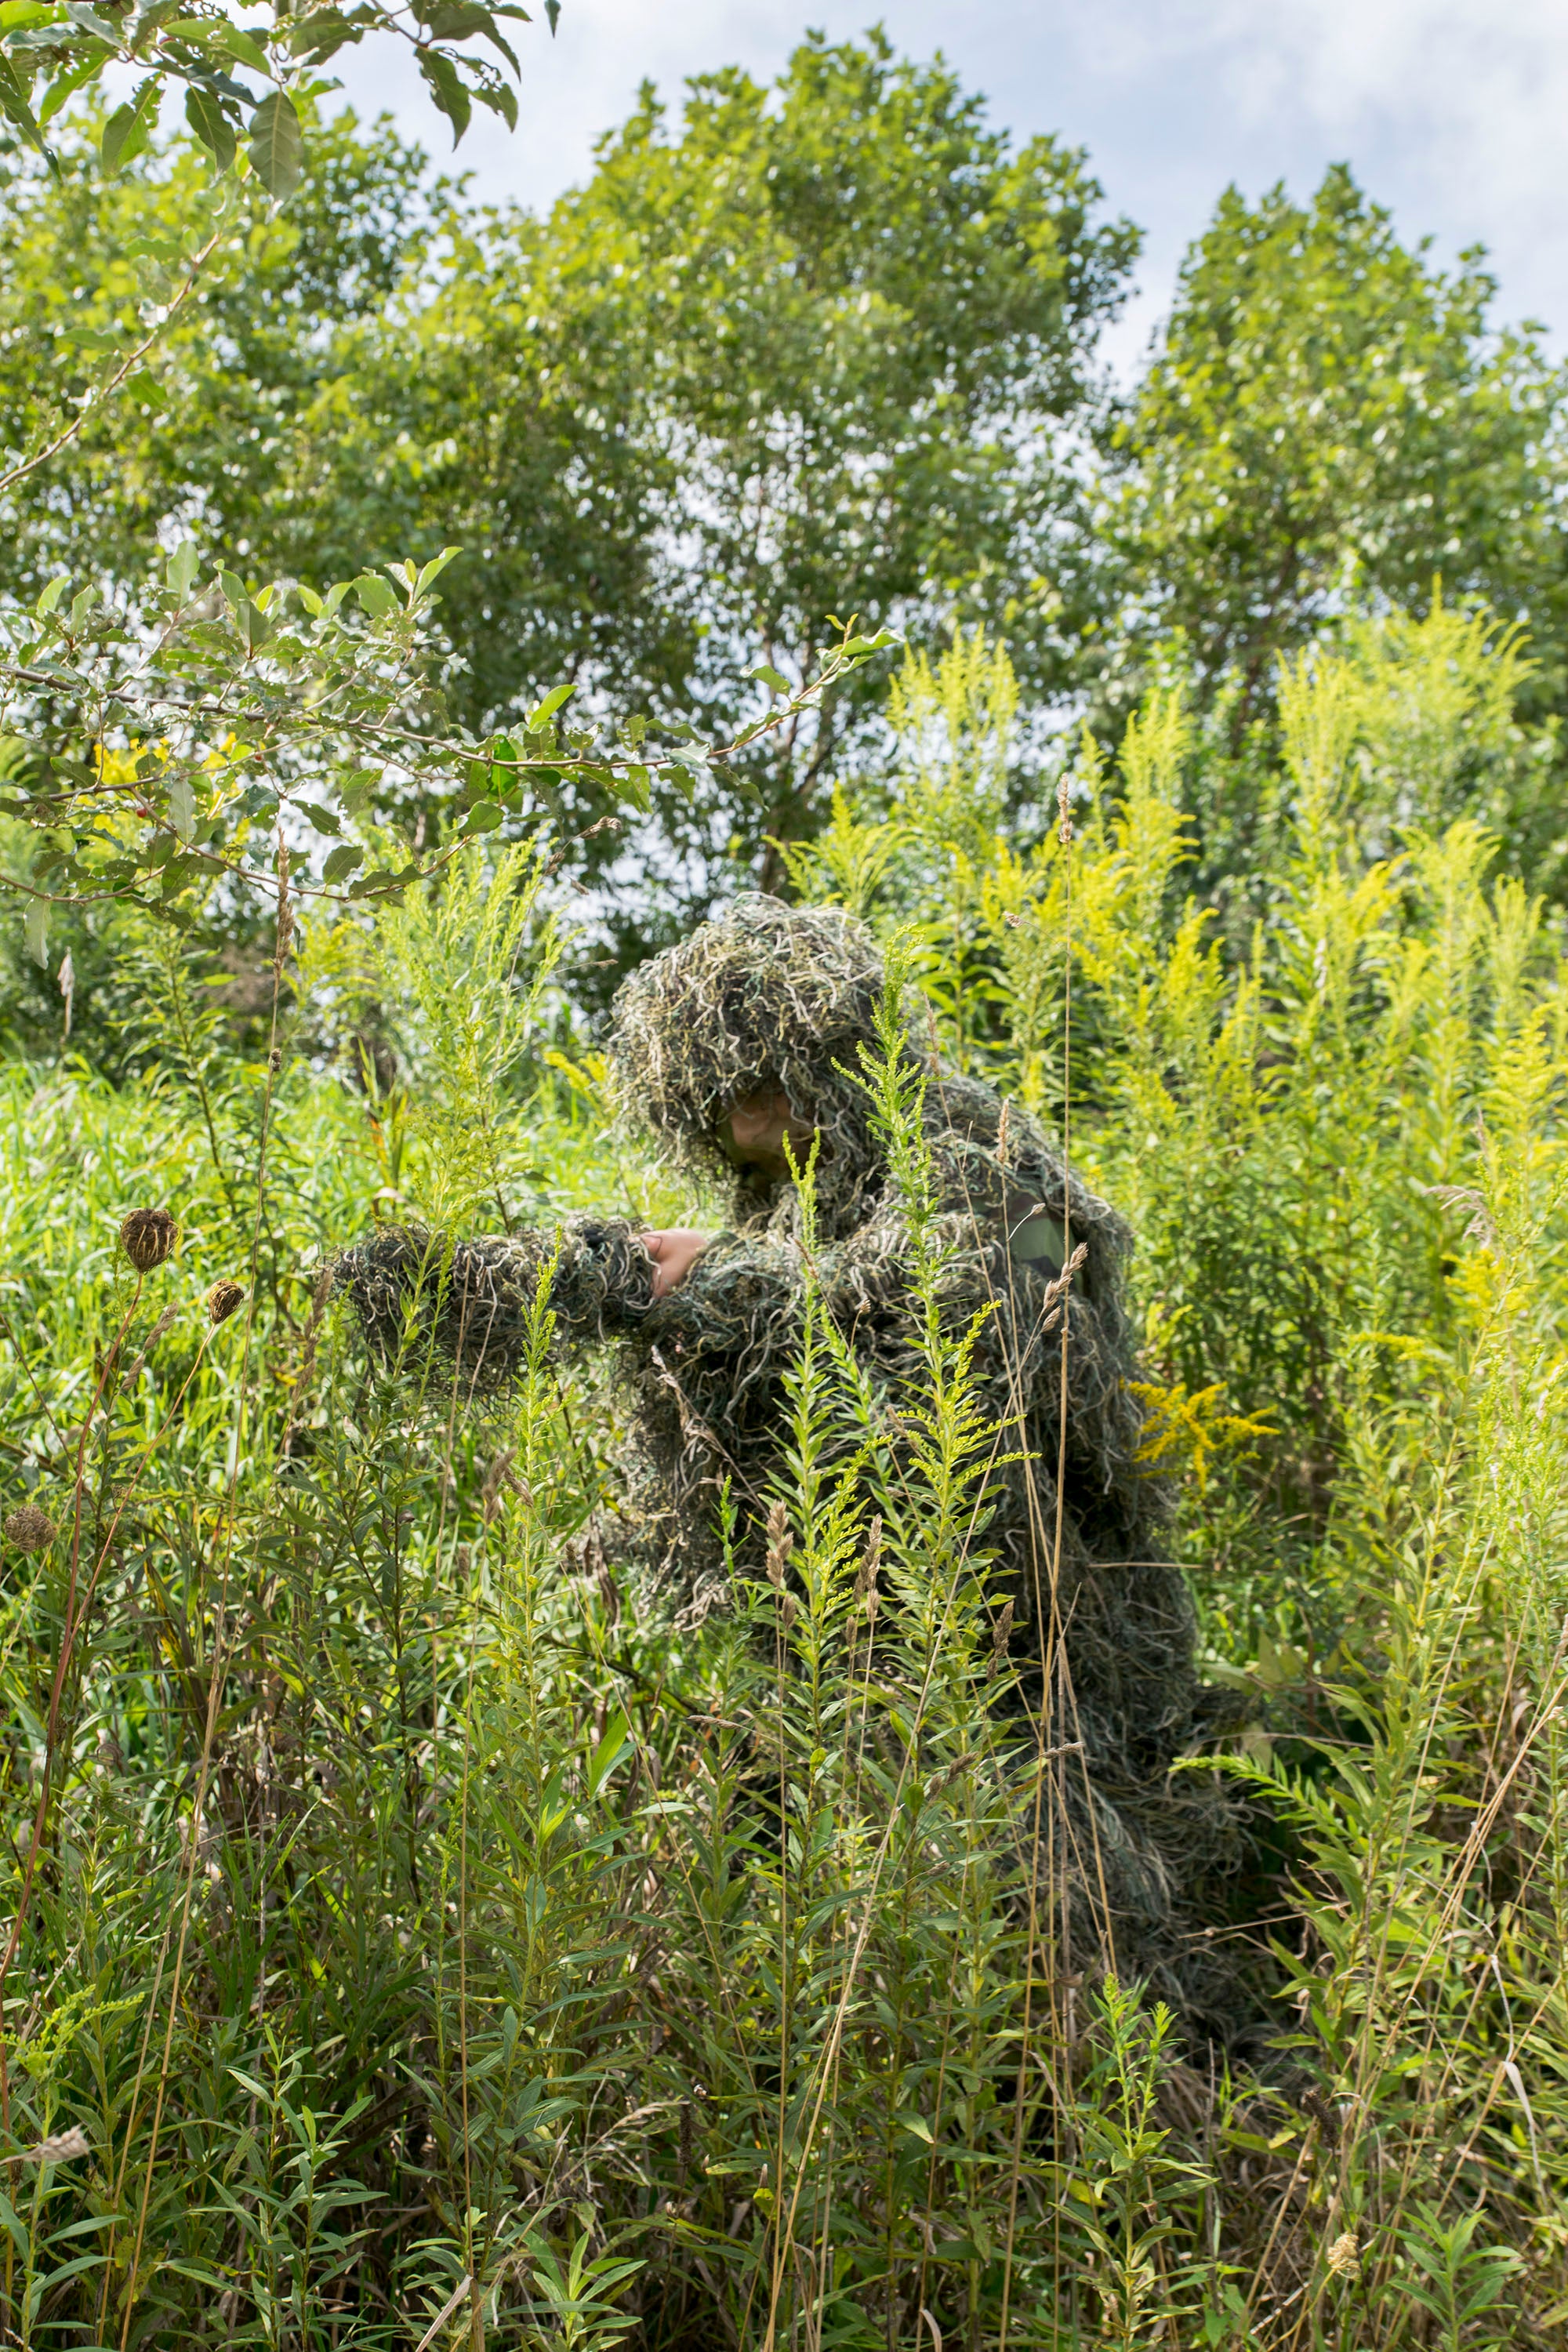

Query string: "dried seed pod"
[[20, 2126, 89, 2166], [4, 1504, 56, 1554], [119, 1208, 179, 1272], [987, 1599, 1015, 1679], [778, 1592, 798, 1630], [764, 1498, 793, 1588], [205, 1279, 246, 1327]]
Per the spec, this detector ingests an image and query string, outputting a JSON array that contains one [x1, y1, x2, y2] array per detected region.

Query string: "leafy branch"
[[0, 540, 898, 963], [0, 0, 559, 189]]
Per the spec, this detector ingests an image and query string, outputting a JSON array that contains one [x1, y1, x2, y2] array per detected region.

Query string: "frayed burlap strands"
[[19, 2125, 89, 2166], [607, 892, 894, 1227], [336, 895, 1262, 2042]]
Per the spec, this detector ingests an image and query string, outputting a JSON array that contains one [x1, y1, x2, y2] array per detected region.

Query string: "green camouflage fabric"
[[339, 894, 1263, 2040]]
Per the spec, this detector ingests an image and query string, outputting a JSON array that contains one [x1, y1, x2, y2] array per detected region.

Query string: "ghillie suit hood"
[[339, 894, 1263, 2044], [607, 891, 888, 1229]]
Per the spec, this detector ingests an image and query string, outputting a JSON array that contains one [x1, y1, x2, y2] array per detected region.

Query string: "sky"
[[333, 0, 1568, 373]]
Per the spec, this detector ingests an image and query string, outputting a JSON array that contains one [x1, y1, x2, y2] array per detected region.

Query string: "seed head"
[[20, 2126, 89, 2166], [764, 1498, 793, 1588], [858, 1517, 882, 1622], [205, 1279, 246, 1327], [987, 1599, 1015, 1678], [119, 1208, 179, 1273], [1326, 2232, 1360, 2280], [4, 1504, 56, 1555]]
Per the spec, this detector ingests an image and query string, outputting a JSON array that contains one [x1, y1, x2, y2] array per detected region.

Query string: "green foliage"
[[1114, 165, 1568, 731], [0, 111, 441, 609], [1, 39, 1137, 945], [0, 0, 546, 184], [0, 601, 1566, 2341], [0, 524, 891, 996]]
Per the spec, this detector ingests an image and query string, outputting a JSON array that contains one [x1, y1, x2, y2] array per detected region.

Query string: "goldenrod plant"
[[0, 593, 1563, 2346]]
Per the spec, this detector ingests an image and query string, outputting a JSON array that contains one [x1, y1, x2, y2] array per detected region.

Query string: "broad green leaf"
[[100, 74, 158, 170], [184, 82, 236, 173], [35, 575, 67, 615], [748, 663, 793, 695], [527, 681, 575, 727], [287, 9, 361, 62], [0, 49, 44, 150], [472, 76, 517, 129], [416, 44, 470, 142], [419, 0, 489, 38], [247, 88, 302, 197], [413, 545, 462, 597], [166, 541, 200, 601], [463, 800, 503, 831], [353, 574, 397, 619], [168, 769, 195, 840], [299, 802, 340, 835], [38, 45, 111, 128], [0, 4, 58, 29], [321, 843, 364, 884], [24, 900, 47, 968], [338, 768, 379, 814], [166, 16, 270, 71], [239, 599, 272, 652]]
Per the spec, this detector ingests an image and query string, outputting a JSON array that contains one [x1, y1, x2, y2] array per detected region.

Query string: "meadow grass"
[[0, 609, 1564, 2346]]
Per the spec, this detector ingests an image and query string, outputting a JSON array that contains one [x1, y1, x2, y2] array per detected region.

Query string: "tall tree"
[[0, 109, 437, 601], [1113, 166, 1568, 730], [287, 29, 1138, 912], [2, 35, 1138, 944]]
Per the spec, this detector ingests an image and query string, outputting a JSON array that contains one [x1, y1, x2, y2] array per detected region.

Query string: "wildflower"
[[119, 1208, 179, 1272], [3, 1504, 56, 1554], [1326, 2231, 1360, 2280], [205, 1279, 246, 1327]]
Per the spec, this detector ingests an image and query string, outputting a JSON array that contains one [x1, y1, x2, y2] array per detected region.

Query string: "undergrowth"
[[0, 606, 1564, 2345]]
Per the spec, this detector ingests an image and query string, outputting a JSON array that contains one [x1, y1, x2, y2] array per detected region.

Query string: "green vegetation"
[[1, 22, 1566, 2347]]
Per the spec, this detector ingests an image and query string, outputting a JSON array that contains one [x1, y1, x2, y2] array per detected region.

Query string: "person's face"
[[717, 1087, 815, 1181]]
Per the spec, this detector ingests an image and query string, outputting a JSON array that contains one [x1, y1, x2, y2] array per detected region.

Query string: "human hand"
[[641, 1229, 712, 1299]]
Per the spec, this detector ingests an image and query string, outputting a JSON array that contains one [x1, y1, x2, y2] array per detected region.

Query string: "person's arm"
[[336, 1218, 659, 1386]]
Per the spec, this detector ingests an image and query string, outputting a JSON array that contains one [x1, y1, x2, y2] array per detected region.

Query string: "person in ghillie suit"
[[339, 893, 1259, 2040]]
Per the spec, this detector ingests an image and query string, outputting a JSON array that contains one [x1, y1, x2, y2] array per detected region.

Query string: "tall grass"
[[0, 601, 1564, 2345]]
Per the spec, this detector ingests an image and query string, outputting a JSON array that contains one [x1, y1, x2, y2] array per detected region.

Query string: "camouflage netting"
[[338, 893, 1267, 2043]]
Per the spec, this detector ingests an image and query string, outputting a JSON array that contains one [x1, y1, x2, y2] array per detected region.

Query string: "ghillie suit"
[[340, 895, 1261, 2039]]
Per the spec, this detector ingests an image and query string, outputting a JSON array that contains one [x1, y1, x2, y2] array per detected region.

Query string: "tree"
[[1113, 166, 1568, 730], [1, 36, 1138, 946], [0, 110, 438, 606], [285, 29, 1138, 925]]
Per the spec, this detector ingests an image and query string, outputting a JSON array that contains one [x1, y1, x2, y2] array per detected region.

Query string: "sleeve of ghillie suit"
[[336, 1219, 656, 1389]]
